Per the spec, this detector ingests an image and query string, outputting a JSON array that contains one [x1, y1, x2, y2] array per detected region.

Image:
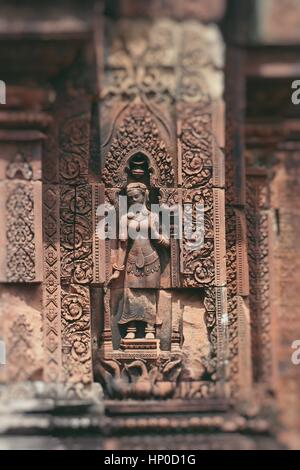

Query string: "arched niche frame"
[[101, 104, 175, 189]]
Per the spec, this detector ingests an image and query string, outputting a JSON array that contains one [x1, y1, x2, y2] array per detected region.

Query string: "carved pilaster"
[[225, 46, 252, 399], [181, 187, 214, 288], [159, 188, 181, 288], [246, 174, 273, 385], [225, 207, 239, 396], [42, 185, 62, 383], [57, 89, 94, 390], [0, 180, 42, 283], [61, 284, 93, 392], [92, 183, 106, 285], [73, 184, 93, 285], [59, 106, 90, 185]]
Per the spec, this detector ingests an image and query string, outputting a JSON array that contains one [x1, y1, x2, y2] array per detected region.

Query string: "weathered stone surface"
[[0, 0, 299, 451], [175, 291, 210, 381], [157, 290, 172, 351], [270, 145, 300, 441], [256, 0, 300, 44], [0, 181, 43, 283], [0, 287, 43, 384]]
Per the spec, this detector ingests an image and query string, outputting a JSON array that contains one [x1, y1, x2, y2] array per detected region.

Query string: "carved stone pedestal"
[[120, 338, 160, 359]]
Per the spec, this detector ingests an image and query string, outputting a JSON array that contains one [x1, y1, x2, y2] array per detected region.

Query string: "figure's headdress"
[[126, 183, 147, 195], [126, 183, 149, 207]]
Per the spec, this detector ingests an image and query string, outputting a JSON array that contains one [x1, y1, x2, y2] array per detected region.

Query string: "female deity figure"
[[108, 183, 169, 340]]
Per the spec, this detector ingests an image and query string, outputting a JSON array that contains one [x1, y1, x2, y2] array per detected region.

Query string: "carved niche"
[[94, 18, 227, 401], [102, 104, 175, 189]]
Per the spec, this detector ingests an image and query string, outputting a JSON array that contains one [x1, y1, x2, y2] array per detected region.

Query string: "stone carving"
[[58, 90, 94, 389], [203, 287, 218, 378], [102, 19, 178, 109], [61, 284, 93, 391], [257, 212, 272, 381], [159, 188, 180, 288], [6, 153, 33, 180], [246, 176, 272, 384], [202, 285, 229, 395], [95, 352, 182, 400], [6, 182, 36, 282], [179, 21, 223, 105], [43, 185, 62, 383], [59, 185, 93, 389], [179, 109, 214, 188], [225, 206, 240, 396], [92, 183, 106, 285], [60, 188, 93, 285], [181, 188, 215, 288], [74, 184, 93, 285], [108, 182, 169, 341], [6, 315, 37, 382], [96, 17, 227, 402], [102, 104, 174, 188], [224, 48, 252, 398], [60, 185, 76, 283], [59, 110, 90, 184], [0, 290, 44, 384]]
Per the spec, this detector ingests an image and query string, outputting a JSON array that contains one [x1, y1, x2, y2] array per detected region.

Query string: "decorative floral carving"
[[57, 89, 94, 389], [102, 104, 174, 188], [74, 185, 93, 285], [179, 109, 213, 188], [246, 177, 272, 384], [102, 19, 178, 109], [225, 206, 239, 395], [181, 189, 214, 287], [59, 113, 90, 184], [60, 186, 76, 282], [60, 184, 93, 285], [6, 183, 36, 282], [61, 285, 93, 386]]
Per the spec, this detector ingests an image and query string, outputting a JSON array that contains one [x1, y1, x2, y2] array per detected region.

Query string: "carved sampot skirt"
[[118, 239, 161, 326], [118, 287, 161, 326]]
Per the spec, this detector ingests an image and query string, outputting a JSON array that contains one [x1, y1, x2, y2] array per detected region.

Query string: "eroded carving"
[[6, 153, 33, 180], [6, 182, 36, 282], [102, 104, 174, 188], [43, 185, 62, 382], [61, 284, 93, 388], [95, 352, 182, 400]]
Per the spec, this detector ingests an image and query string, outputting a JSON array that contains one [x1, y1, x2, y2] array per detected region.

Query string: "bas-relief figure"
[[0, 1, 296, 450], [108, 182, 169, 341], [95, 16, 228, 398], [0, 13, 229, 406]]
